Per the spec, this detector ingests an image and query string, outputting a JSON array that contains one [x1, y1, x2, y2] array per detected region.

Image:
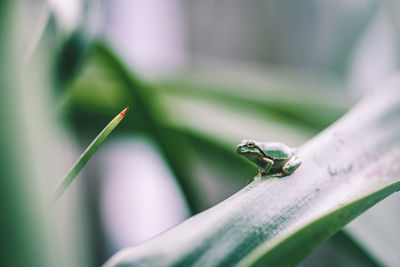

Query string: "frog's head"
[[237, 139, 265, 157]]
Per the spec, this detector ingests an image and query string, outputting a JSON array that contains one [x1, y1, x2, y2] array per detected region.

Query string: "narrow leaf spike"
[[120, 106, 129, 117], [49, 107, 129, 204]]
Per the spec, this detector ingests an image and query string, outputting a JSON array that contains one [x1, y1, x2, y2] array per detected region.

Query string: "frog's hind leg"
[[282, 156, 301, 175]]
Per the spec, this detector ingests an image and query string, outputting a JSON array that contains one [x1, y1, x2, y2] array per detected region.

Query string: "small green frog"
[[237, 139, 301, 177]]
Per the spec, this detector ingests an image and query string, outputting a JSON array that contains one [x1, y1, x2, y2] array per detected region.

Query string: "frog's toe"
[[283, 157, 301, 175], [271, 172, 285, 178]]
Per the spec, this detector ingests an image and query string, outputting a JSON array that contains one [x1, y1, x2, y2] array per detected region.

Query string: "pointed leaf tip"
[[120, 107, 129, 117]]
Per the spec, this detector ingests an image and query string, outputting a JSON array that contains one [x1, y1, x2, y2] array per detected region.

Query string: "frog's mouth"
[[237, 146, 246, 154]]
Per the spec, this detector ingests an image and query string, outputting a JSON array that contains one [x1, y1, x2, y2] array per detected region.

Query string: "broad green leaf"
[[239, 180, 400, 267], [104, 75, 400, 267], [49, 107, 128, 203]]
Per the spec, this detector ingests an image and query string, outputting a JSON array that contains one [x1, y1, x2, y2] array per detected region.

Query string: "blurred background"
[[1, 0, 400, 266]]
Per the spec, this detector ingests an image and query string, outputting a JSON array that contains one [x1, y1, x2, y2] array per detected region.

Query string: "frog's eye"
[[246, 142, 255, 148]]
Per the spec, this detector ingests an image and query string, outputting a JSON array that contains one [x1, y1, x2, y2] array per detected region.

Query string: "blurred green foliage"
[[3, 0, 400, 266], [61, 41, 357, 214], [60, 41, 371, 266]]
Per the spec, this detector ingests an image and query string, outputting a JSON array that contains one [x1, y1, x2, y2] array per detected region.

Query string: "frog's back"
[[259, 142, 292, 159]]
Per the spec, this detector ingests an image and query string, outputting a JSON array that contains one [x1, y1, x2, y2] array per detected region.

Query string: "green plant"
[[3, 1, 400, 266], [103, 75, 400, 266]]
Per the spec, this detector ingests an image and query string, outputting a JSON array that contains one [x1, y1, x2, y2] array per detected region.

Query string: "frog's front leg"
[[282, 156, 301, 175], [259, 158, 274, 176]]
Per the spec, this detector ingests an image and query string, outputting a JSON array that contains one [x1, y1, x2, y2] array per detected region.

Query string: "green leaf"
[[49, 107, 128, 203], [158, 93, 313, 147], [156, 64, 354, 132], [240, 180, 400, 267], [104, 75, 400, 267]]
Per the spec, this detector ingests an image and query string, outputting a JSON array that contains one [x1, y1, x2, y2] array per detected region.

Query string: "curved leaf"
[[239, 180, 400, 267], [104, 74, 400, 267]]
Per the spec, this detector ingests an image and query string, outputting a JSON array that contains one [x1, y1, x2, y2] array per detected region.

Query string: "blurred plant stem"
[[0, 1, 55, 266]]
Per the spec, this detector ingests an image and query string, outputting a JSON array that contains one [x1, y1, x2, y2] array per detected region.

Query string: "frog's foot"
[[254, 171, 263, 180], [270, 172, 285, 178], [282, 156, 302, 175]]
